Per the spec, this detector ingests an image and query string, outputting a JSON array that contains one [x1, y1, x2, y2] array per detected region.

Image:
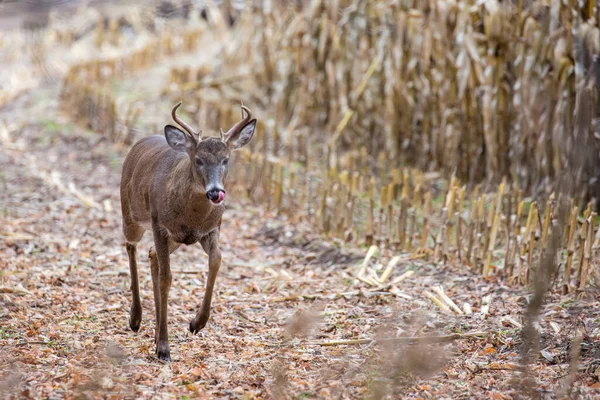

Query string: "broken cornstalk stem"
[[316, 331, 487, 346]]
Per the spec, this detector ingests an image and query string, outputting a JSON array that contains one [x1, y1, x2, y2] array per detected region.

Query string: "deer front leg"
[[152, 222, 174, 361], [190, 230, 221, 334], [126, 243, 142, 332]]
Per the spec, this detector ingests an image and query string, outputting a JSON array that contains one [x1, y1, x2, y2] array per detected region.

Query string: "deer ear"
[[165, 125, 195, 152], [227, 119, 256, 150]]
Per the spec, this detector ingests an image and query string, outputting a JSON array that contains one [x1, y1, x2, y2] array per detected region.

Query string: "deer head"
[[164, 102, 257, 204]]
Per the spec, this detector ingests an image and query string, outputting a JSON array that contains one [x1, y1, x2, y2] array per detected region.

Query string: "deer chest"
[[172, 226, 204, 245], [168, 207, 223, 245]]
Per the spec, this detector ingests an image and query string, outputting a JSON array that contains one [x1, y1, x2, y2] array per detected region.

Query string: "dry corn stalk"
[[578, 212, 595, 291], [563, 206, 579, 293], [483, 180, 505, 277]]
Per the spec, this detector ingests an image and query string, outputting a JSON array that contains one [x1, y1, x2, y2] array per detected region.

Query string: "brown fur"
[[121, 135, 225, 244], [120, 106, 256, 362]]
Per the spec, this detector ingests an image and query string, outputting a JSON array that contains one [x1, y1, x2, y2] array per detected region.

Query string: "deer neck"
[[166, 156, 196, 198]]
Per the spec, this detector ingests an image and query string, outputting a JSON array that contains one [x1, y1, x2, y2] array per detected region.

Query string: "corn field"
[[175, 0, 600, 199], [52, 0, 600, 295]]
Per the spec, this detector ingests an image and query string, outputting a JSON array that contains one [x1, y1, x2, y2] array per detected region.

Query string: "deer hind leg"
[[149, 240, 181, 344], [190, 230, 221, 334], [149, 246, 161, 345], [149, 233, 180, 361]]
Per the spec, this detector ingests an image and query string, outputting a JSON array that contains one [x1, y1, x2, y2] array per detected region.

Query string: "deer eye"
[[196, 159, 204, 167], [222, 158, 229, 166]]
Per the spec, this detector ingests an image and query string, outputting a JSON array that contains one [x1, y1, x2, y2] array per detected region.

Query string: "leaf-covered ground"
[[1, 30, 600, 400]]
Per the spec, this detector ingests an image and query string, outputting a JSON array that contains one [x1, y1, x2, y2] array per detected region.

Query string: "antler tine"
[[171, 102, 200, 142], [223, 104, 252, 142]]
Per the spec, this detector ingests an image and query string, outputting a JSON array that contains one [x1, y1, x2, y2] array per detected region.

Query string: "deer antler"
[[222, 103, 252, 142], [171, 102, 200, 142]]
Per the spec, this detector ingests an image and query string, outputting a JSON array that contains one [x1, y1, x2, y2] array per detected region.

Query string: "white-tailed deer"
[[120, 102, 256, 361]]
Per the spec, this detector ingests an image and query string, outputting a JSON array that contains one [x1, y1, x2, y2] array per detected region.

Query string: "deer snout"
[[207, 188, 226, 204]]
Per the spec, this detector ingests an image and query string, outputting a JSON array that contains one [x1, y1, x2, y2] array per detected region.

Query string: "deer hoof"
[[129, 308, 142, 332], [129, 319, 141, 332], [189, 317, 208, 334], [156, 343, 171, 362]]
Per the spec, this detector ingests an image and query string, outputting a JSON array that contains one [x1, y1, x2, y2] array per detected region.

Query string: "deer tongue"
[[211, 191, 225, 204]]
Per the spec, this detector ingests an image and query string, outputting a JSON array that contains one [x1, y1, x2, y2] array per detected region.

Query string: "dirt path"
[[0, 84, 372, 399], [1, 78, 599, 400]]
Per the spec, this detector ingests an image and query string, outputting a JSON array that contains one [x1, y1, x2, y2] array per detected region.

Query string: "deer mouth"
[[207, 189, 226, 204]]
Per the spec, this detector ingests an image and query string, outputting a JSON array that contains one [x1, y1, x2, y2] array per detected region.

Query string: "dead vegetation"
[[1, 0, 600, 399], [152, 0, 600, 295]]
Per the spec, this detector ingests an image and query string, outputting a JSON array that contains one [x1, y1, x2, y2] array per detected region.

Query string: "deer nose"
[[207, 189, 225, 204]]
